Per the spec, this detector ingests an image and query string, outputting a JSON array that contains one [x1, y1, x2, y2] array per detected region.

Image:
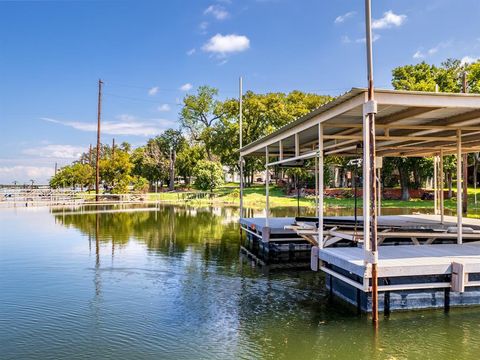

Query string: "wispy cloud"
[[157, 104, 171, 112], [335, 11, 356, 24], [186, 48, 196, 56], [412, 41, 452, 59], [0, 165, 54, 183], [41, 116, 174, 137], [355, 33, 381, 43], [148, 86, 159, 96], [204, 4, 229, 20], [199, 21, 209, 34], [202, 33, 250, 56], [180, 83, 193, 91], [461, 56, 479, 65], [22, 145, 84, 159], [372, 10, 406, 29]]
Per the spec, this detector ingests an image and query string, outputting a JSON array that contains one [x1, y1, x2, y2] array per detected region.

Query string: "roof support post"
[[440, 149, 445, 224], [434, 155, 438, 215], [295, 133, 300, 157], [457, 130, 463, 244], [318, 124, 324, 249], [279, 140, 283, 161], [265, 147, 270, 228]]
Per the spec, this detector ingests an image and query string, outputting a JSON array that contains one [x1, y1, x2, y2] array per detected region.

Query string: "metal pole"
[[434, 155, 438, 215], [462, 72, 468, 215], [239, 77, 244, 220], [315, 155, 319, 218], [457, 129, 463, 244], [440, 149, 445, 224], [318, 124, 324, 249], [265, 147, 269, 227], [364, 0, 378, 326], [95, 79, 103, 201]]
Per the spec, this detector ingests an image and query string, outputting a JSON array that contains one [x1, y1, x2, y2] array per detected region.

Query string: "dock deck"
[[320, 243, 480, 278]]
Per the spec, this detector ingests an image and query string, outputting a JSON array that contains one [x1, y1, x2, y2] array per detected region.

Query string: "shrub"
[[193, 160, 224, 192]]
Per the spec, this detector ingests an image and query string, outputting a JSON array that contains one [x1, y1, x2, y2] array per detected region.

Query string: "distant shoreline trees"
[[50, 57, 480, 196]]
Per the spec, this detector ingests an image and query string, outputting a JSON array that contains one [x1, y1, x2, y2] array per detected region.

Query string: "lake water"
[[1, 204, 480, 359]]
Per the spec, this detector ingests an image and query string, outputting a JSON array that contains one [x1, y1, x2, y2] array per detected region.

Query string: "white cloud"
[[355, 33, 381, 43], [148, 86, 159, 96], [202, 33, 250, 55], [461, 56, 479, 65], [157, 104, 171, 112], [187, 48, 196, 56], [413, 41, 452, 60], [204, 5, 229, 20], [0, 165, 54, 184], [335, 11, 356, 24], [42, 116, 174, 137], [22, 145, 84, 159], [341, 35, 351, 44], [180, 83, 193, 91], [372, 10, 407, 29], [413, 50, 424, 59]]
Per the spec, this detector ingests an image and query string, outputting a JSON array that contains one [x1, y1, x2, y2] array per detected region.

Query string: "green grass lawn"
[[147, 184, 480, 211]]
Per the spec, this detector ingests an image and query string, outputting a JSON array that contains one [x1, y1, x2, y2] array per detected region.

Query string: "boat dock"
[[238, 87, 480, 314]]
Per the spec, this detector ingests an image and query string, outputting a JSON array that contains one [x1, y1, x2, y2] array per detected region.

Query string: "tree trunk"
[[398, 167, 410, 201], [169, 150, 175, 191]]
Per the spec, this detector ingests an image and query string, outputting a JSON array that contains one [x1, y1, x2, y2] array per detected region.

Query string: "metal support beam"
[[434, 155, 438, 215], [457, 130, 463, 244], [265, 147, 270, 228], [318, 124, 324, 249], [440, 149, 445, 224]]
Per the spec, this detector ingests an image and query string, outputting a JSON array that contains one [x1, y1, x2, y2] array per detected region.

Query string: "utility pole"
[[462, 71, 468, 214], [89, 144, 92, 165], [95, 79, 103, 201], [364, 0, 379, 327], [55, 162, 58, 176], [112, 138, 115, 160]]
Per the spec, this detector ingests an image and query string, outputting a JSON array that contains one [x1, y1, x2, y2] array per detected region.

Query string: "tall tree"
[[180, 86, 224, 159]]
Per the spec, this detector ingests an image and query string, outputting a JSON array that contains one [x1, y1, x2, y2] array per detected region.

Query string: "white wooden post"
[[295, 133, 300, 157], [457, 130, 463, 244], [265, 147, 270, 227], [318, 124, 324, 248]]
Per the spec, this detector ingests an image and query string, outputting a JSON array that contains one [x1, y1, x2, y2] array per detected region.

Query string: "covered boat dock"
[[238, 87, 480, 313]]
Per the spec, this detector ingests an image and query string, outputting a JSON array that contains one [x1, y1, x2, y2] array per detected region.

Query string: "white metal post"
[[239, 77, 243, 219], [315, 155, 319, 218], [434, 155, 438, 215], [440, 149, 445, 224], [362, 111, 371, 255], [318, 124, 324, 248], [265, 147, 270, 227], [457, 130, 463, 244]]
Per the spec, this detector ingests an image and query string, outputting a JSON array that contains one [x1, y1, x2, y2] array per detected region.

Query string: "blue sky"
[[1, 0, 480, 184]]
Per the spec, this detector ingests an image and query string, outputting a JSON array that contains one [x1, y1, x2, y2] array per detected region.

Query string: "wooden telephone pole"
[[95, 79, 103, 201]]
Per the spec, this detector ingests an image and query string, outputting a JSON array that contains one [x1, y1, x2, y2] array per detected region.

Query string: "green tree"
[[176, 144, 206, 186], [180, 86, 224, 159], [194, 160, 224, 192]]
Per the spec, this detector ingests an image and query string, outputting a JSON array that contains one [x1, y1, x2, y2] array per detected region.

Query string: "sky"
[[1, 0, 480, 184]]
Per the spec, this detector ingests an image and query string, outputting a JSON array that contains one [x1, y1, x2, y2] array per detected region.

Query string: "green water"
[[1, 204, 480, 359]]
